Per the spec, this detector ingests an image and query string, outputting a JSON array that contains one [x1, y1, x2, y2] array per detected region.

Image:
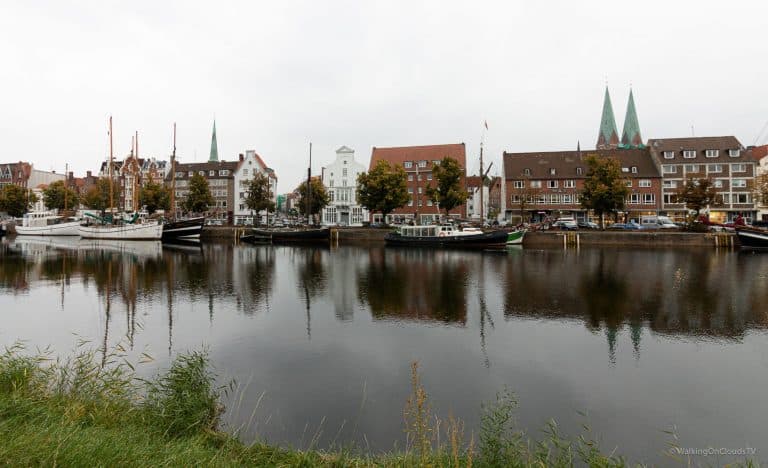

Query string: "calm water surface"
[[1, 237, 767, 464]]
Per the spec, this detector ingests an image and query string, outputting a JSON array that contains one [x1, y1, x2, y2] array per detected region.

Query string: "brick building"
[[368, 143, 466, 224], [501, 148, 662, 223], [168, 161, 238, 223]]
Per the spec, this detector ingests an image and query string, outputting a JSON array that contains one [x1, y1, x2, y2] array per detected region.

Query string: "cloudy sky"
[[2, 0, 766, 191]]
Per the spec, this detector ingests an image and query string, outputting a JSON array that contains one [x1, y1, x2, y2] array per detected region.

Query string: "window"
[[683, 150, 696, 159], [513, 180, 524, 189], [342, 168, 348, 177], [547, 180, 558, 188], [427, 200, 433, 206], [684, 164, 699, 173], [663, 194, 675, 204], [198, 171, 205, 176], [239, 192, 244, 199], [535, 194, 545, 204], [576, 167, 583, 175], [734, 193, 750, 203], [417, 187, 422, 194], [408, 199, 413, 206], [663, 151, 675, 159], [625, 180, 632, 187], [705, 149, 719, 158], [418, 160, 427, 168], [629, 194, 640, 204], [408, 188, 413, 193], [188, 171, 193, 177], [427, 173, 432, 181], [530, 180, 542, 188], [343, 160, 347, 165], [709, 164, 722, 173], [524, 168, 531, 176], [713, 180, 723, 188], [342, 179, 347, 187], [663, 180, 677, 189], [408, 174, 413, 181], [417, 174, 422, 181], [631, 166, 637, 173], [621, 167, 629, 173], [209, 170, 215, 176], [404, 161, 413, 169], [562, 194, 573, 203], [432, 160, 440, 166], [550, 194, 561, 204], [732, 179, 747, 188], [243, 169, 248, 176], [732, 163, 746, 172], [329, 179, 334, 186], [639, 179, 651, 188], [564, 180, 575, 188], [643, 193, 655, 204], [729, 149, 740, 157], [549, 168, 556, 175], [662, 165, 676, 174]]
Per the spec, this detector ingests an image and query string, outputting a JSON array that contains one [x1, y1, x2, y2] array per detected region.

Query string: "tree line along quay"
[[2, 89, 768, 228]]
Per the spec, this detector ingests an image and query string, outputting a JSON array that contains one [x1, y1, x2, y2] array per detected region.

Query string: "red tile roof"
[[750, 144, 768, 161], [369, 143, 466, 170], [503, 148, 659, 180]]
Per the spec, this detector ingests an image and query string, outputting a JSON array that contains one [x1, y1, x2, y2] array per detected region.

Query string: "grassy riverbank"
[[0, 345, 740, 467]]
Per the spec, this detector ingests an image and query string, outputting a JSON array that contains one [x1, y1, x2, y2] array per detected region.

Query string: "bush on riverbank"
[[0, 344, 734, 467]]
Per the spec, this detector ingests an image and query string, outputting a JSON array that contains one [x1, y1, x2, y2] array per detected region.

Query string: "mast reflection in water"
[[2, 238, 768, 465]]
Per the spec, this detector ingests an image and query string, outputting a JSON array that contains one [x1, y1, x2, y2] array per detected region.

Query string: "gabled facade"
[[233, 150, 278, 225], [320, 146, 369, 226], [649, 136, 756, 223], [368, 143, 466, 224], [0, 162, 33, 189]]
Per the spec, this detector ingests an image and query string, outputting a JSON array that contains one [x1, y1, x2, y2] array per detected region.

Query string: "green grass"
[[0, 344, 756, 467]]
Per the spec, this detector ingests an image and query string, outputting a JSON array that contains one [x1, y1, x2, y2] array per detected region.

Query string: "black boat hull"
[[384, 230, 509, 248], [246, 227, 331, 243], [162, 217, 205, 241], [736, 228, 768, 249]]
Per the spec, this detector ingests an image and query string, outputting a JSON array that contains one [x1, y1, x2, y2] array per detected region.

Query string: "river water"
[[1, 237, 767, 464]]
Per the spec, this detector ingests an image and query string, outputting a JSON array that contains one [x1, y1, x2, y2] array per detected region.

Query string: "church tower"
[[209, 120, 219, 162], [620, 88, 644, 148], [596, 86, 619, 150]]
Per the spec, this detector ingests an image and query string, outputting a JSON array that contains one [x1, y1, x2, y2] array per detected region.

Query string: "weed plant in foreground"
[[0, 344, 758, 467]]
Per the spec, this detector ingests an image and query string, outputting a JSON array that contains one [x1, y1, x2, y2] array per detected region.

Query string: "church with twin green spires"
[[596, 86, 644, 150]]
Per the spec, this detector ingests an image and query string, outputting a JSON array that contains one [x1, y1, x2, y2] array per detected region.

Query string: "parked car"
[[578, 221, 599, 230], [607, 222, 641, 230], [552, 218, 578, 231], [639, 215, 678, 229]]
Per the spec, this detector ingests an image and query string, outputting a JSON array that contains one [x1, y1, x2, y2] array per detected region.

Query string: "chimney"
[[239, 153, 244, 162], [87, 170, 92, 177]]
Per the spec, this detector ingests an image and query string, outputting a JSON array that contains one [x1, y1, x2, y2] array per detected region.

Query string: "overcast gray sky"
[[2, 0, 766, 191]]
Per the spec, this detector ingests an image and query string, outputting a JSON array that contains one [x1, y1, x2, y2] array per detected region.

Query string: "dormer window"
[[705, 149, 719, 158], [576, 167, 583, 175], [683, 150, 696, 159], [549, 168, 556, 175], [663, 151, 675, 159], [621, 167, 629, 173], [418, 160, 427, 168], [631, 166, 637, 173], [523, 168, 531, 176], [729, 149, 741, 157], [404, 161, 413, 169]]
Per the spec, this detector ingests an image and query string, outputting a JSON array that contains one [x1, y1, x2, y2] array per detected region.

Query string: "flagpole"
[[479, 121, 487, 224]]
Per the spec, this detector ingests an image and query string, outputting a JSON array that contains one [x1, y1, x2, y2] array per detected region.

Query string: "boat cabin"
[[397, 224, 465, 237]]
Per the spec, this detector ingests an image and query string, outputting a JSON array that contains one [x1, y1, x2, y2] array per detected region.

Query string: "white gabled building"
[[320, 146, 368, 226], [234, 150, 278, 225]]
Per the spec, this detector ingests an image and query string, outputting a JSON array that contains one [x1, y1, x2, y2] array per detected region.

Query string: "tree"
[[0, 184, 36, 217], [753, 173, 768, 209], [245, 172, 275, 226], [182, 173, 214, 214], [296, 178, 329, 224], [42, 180, 80, 212], [674, 176, 720, 221], [511, 172, 542, 224], [357, 160, 410, 223], [139, 178, 171, 215], [579, 155, 629, 229], [83, 178, 120, 212], [426, 157, 468, 219]]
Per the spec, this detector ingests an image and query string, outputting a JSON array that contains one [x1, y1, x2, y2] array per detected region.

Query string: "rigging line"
[[753, 118, 768, 146]]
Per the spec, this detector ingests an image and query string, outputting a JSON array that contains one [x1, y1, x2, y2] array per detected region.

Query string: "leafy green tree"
[[426, 156, 468, 219], [356, 160, 410, 224], [139, 178, 171, 215], [674, 176, 720, 221], [0, 184, 36, 217], [42, 180, 80, 211], [296, 178, 329, 224], [83, 178, 120, 212], [245, 172, 275, 226], [579, 155, 629, 229], [182, 173, 214, 214]]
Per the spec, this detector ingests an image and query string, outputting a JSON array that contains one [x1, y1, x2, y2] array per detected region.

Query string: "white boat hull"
[[15, 221, 82, 236], [79, 222, 163, 240]]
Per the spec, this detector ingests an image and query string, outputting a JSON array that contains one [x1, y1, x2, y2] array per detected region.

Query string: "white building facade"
[[234, 150, 278, 225], [320, 146, 368, 226]]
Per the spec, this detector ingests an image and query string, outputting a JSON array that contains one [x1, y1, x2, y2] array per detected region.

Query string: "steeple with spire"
[[596, 86, 619, 150], [620, 88, 644, 148], [209, 120, 219, 162]]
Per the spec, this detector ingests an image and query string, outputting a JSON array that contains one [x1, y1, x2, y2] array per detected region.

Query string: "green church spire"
[[209, 120, 219, 162], [596, 86, 619, 150], [620, 89, 644, 148]]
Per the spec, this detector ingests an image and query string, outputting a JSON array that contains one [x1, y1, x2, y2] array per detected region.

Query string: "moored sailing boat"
[[163, 123, 205, 241], [78, 116, 162, 240]]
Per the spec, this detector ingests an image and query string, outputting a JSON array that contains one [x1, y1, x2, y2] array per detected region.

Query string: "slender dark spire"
[[620, 88, 644, 148], [209, 120, 219, 162], [596, 86, 619, 150]]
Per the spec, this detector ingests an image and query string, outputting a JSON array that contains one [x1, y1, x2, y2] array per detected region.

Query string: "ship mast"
[[170, 123, 176, 220], [307, 142, 312, 225], [64, 163, 68, 212], [108, 116, 114, 220], [134, 131, 140, 213]]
